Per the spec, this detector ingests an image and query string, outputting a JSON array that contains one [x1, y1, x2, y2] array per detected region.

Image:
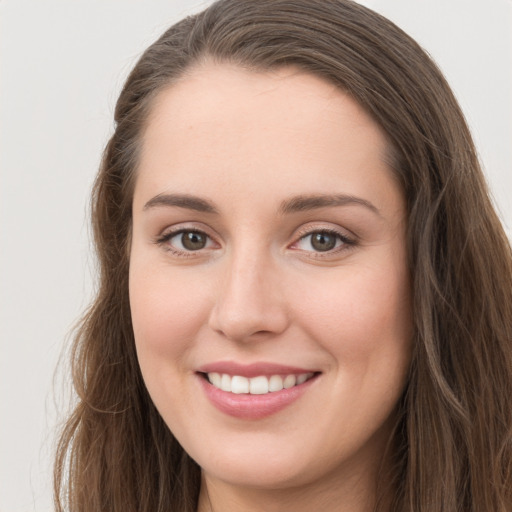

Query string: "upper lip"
[[196, 361, 318, 378]]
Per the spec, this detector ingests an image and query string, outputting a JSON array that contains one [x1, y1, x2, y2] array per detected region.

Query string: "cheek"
[[295, 261, 412, 432], [129, 263, 211, 364], [128, 264, 215, 421], [292, 259, 412, 365]]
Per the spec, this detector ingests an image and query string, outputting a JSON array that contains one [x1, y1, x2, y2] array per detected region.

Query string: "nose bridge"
[[208, 241, 288, 342]]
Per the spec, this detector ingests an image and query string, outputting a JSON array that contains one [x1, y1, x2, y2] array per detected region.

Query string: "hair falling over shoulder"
[[54, 1, 512, 510]]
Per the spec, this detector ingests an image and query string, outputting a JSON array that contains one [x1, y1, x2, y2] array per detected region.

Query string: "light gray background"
[[1, 1, 510, 510]]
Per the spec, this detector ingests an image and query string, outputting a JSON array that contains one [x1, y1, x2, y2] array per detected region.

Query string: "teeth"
[[283, 375, 296, 388], [296, 373, 308, 385], [249, 376, 269, 394], [209, 372, 222, 388], [231, 376, 249, 394], [220, 373, 231, 392], [268, 375, 283, 392], [207, 372, 313, 394]]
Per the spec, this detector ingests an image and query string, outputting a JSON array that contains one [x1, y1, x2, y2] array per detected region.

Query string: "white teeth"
[[268, 375, 284, 392], [249, 376, 269, 394], [296, 373, 308, 385], [283, 374, 296, 389], [207, 372, 313, 394], [231, 376, 249, 394], [209, 372, 221, 388], [220, 373, 231, 392]]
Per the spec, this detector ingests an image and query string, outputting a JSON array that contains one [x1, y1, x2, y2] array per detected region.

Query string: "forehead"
[[147, 63, 358, 125], [135, 63, 403, 217], [143, 62, 386, 152]]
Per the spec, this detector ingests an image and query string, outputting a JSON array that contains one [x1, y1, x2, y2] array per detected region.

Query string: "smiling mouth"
[[201, 372, 317, 395]]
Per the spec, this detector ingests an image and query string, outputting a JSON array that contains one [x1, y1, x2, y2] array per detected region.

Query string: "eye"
[[156, 229, 215, 253], [293, 229, 354, 253]]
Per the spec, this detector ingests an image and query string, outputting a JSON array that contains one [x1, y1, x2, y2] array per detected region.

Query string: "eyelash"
[[291, 228, 356, 257], [154, 229, 215, 258], [154, 226, 357, 258]]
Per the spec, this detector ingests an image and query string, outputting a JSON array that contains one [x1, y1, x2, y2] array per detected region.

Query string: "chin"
[[201, 458, 315, 490], [186, 432, 316, 489]]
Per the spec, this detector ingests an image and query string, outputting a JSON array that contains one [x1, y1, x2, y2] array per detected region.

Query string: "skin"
[[129, 63, 412, 512]]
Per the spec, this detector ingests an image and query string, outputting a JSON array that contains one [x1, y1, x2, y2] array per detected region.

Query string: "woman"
[[54, 0, 512, 510]]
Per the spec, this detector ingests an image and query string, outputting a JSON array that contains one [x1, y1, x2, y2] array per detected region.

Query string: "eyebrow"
[[143, 193, 219, 214], [142, 192, 381, 217], [279, 194, 381, 217]]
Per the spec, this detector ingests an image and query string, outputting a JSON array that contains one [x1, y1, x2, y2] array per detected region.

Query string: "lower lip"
[[198, 374, 318, 420]]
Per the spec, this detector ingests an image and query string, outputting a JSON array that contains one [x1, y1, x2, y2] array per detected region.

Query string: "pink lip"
[[197, 361, 316, 378], [196, 362, 319, 420]]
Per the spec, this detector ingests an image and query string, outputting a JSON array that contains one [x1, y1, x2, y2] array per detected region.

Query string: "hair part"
[[55, 1, 512, 511]]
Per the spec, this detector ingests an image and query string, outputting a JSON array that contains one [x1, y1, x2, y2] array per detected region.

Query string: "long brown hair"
[[54, 1, 512, 510]]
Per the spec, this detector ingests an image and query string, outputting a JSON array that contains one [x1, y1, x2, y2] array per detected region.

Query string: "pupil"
[[311, 232, 336, 252], [182, 231, 206, 250]]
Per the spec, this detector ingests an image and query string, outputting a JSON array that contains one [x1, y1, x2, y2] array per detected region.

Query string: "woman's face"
[[130, 63, 412, 497]]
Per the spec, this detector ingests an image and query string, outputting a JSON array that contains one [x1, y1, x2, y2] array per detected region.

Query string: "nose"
[[208, 250, 290, 343]]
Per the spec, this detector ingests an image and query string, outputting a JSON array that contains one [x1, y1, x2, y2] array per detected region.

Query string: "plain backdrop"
[[1, 1, 511, 510]]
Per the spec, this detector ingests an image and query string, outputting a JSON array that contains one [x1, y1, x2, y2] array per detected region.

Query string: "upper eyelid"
[[290, 230, 354, 249], [157, 221, 216, 238], [292, 222, 356, 240]]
